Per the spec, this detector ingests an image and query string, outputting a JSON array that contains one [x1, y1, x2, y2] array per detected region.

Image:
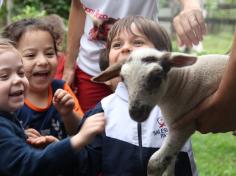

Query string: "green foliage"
[[205, 0, 236, 19], [159, 0, 169, 8], [0, 0, 70, 31], [192, 132, 236, 176], [12, 5, 46, 22], [13, 0, 70, 19]]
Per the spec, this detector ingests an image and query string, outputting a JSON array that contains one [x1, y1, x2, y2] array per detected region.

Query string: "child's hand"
[[53, 89, 75, 115], [27, 135, 59, 148], [25, 128, 59, 148], [71, 113, 106, 149], [25, 128, 41, 138]]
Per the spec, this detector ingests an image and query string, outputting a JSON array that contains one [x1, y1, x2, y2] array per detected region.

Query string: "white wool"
[[160, 54, 227, 125]]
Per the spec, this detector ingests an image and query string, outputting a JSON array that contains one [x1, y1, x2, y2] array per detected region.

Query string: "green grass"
[[192, 132, 236, 176], [172, 32, 233, 55], [201, 32, 233, 54]]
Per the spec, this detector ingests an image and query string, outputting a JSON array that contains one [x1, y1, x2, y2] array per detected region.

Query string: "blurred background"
[[1, 0, 236, 54], [158, 0, 236, 55], [0, 0, 236, 175]]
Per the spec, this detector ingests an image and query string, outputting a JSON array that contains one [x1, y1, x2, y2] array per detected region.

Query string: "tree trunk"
[[6, 0, 13, 25]]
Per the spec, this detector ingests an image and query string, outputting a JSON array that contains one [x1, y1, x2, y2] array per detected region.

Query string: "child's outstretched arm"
[[0, 113, 105, 175], [53, 89, 81, 135], [70, 113, 105, 150]]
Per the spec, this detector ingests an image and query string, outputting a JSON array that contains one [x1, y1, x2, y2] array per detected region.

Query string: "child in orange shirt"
[[2, 18, 83, 139]]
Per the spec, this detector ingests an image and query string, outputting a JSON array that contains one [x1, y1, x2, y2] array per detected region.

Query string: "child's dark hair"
[[1, 18, 58, 53], [40, 14, 66, 51], [99, 15, 172, 71]]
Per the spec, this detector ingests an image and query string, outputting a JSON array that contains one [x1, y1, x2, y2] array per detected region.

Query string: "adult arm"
[[173, 32, 236, 133], [63, 0, 86, 85], [173, 0, 206, 47]]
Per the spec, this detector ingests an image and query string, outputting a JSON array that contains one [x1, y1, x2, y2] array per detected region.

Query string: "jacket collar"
[[114, 82, 129, 102]]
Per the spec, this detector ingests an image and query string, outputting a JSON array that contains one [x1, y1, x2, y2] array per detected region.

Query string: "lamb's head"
[[92, 48, 197, 122], [120, 48, 170, 122]]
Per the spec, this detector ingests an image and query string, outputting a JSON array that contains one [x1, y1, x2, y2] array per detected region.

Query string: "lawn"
[[200, 32, 233, 54], [192, 132, 236, 176]]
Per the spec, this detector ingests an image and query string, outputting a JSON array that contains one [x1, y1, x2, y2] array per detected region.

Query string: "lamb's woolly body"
[[159, 54, 228, 125]]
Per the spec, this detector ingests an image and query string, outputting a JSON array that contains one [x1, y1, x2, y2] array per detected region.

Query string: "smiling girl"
[[2, 19, 83, 140]]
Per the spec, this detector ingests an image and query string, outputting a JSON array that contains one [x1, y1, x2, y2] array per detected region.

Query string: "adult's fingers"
[[187, 13, 201, 43], [173, 9, 206, 47], [195, 10, 207, 37], [173, 16, 190, 47]]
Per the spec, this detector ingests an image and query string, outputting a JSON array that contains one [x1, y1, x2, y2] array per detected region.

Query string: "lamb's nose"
[[129, 104, 152, 122]]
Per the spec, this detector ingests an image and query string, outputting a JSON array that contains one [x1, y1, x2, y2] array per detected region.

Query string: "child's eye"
[[46, 52, 55, 57], [0, 74, 9, 81], [111, 42, 121, 49], [134, 40, 144, 46], [24, 53, 35, 59], [45, 51, 56, 58]]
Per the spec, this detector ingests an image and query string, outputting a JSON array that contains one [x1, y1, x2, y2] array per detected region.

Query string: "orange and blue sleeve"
[[64, 83, 84, 118]]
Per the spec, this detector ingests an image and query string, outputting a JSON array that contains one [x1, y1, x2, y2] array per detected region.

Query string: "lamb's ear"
[[91, 62, 124, 83], [168, 53, 197, 67]]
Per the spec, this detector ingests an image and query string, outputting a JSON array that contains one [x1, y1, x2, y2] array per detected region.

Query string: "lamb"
[[92, 47, 228, 176]]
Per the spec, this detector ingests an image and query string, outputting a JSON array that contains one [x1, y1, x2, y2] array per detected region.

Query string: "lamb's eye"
[[147, 74, 162, 86], [145, 70, 164, 92], [142, 56, 158, 63]]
